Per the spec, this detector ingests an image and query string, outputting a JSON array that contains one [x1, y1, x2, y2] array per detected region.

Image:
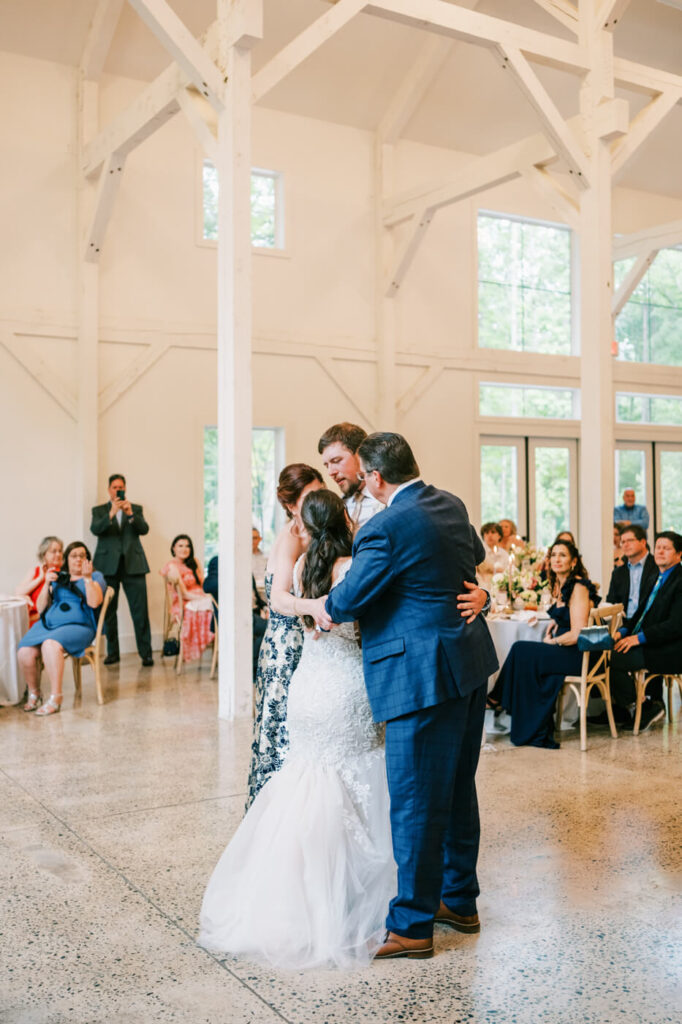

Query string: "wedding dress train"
[[199, 562, 395, 970]]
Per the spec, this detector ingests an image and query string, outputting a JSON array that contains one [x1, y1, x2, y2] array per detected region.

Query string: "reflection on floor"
[[1, 655, 680, 1024]]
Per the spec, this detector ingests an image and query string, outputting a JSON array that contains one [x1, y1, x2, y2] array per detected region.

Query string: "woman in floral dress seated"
[[160, 535, 214, 663], [489, 539, 597, 749]]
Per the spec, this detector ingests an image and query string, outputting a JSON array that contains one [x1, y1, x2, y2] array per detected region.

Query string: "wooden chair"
[[69, 586, 115, 706], [555, 602, 624, 751], [164, 579, 217, 676], [632, 671, 682, 735]]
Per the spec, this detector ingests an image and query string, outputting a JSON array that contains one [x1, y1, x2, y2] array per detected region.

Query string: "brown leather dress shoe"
[[374, 931, 433, 960], [434, 901, 481, 933]]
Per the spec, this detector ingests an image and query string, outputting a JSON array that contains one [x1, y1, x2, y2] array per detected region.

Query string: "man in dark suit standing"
[[91, 473, 153, 667], [610, 531, 682, 731], [310, 432, 497, 960]]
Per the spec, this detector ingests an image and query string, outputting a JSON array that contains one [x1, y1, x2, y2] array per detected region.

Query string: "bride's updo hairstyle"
[[300, 489, 353, 629], [276, 463, 324, 518]]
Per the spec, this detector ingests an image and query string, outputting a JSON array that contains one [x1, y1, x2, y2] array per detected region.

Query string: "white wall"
[[3, 50, 682, 649]]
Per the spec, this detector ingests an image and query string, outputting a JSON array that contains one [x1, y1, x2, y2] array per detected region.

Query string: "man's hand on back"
[[457, 581, 487, 624]]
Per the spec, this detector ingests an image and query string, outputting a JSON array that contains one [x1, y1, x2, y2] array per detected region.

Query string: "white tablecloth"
[[487, 615, 550, 688], [0, 596, 29, 705]]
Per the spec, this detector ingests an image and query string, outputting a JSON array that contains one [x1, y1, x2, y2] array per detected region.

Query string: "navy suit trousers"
[[384, 683, 487, 939]]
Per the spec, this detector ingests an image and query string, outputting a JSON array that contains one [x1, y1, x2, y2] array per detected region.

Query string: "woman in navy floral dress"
[[245, 464, 323, 809]]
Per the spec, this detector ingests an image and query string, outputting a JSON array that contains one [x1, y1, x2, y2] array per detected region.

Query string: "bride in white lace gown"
[[199, 490, 395, 970]]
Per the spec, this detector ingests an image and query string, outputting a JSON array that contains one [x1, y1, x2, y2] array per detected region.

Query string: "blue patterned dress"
[[245, 572, 304, 810]]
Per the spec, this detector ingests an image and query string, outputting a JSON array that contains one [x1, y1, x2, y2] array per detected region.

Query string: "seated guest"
[[161, 535, 214, 663], [252, 527, 268, 594], [203, 553, 267, 680], [539, 532, 576, 582], [613, 488, 649, 531], [609, 531, 682, 732], [17, 542, 105, 716], [555, 530, 576, 546], [477, 522, 503, 584], [606, 525, 657, 625], [498, 518, 519, 551], [613, 523, 626, 566], [489, 540, 597, 749], [15, 536, 64, 625]]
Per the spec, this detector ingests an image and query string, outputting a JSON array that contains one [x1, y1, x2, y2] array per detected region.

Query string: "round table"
[[0, 596, 29, 705]]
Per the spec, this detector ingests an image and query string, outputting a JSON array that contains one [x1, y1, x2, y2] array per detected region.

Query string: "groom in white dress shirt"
[[318, 422, 383, 531]]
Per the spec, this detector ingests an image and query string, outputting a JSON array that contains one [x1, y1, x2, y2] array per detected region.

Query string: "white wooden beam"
[[596, 0, 632, 31], [363, 0, 591, 73], [177, 89, 218, 162], [378, 36, 452, 144], [611, 90, 681, 177], [614, 57, 682, 97], [529, 0, 578, 34], [84, 155, 126, 262], [385, 130, 558, 227], [592, 96, 629, 141], [523, 166, 580, 232], [397, 364, 444, 416], [612, 251, 654, 317], [216, 0, 263, 721], [82, 21, 219, 178], [0, 333, 77, 420], [315, 357, 377, 427], [498, 45, 590, 188], [613, 218, 682, 260], [126, 0, 225, 111], [218, 0, 264, 52], [81, 0, 125, 80], [99, 341, 170, 413], [252, 0, 366, 103]]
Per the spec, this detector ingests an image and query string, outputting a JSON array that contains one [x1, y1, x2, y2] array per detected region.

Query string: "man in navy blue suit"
[[309, 432, 498, 960]]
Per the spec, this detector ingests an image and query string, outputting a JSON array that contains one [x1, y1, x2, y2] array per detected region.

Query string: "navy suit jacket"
[[325, 481, 498, 723]]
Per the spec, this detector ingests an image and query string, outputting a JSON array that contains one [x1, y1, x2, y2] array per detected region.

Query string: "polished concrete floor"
[[1, 656, 680, 1024]]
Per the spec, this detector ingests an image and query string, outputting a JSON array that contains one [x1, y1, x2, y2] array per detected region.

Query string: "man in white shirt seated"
[[318, 422, 383, 532]]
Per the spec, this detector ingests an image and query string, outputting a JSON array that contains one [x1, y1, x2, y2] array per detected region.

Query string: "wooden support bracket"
[[81, 0, 125, 80], [397, 363, 444, 417], [84, 155, 126, 262], [127, 0, 225, 111], [611, 90, 681, 177], [529, 0, 578, 34], [315, 356, 377, 428], [523, 166, 580, 232], [1, 333, 77, 420], [498, 45, 591, 189], [99, 341, 170, 413], [178, 89, 218, 162], [596, 0, 632, 31], [612, 251, 655, 318]]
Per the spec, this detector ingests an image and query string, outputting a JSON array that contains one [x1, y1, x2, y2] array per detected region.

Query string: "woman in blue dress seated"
[[18, 541, 106, 717], [489, 540, 598, 749]]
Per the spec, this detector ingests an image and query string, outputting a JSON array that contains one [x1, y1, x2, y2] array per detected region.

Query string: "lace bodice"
[[287, 555, 383, 830]]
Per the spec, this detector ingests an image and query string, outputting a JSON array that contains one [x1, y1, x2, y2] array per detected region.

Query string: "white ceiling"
[[2, 0, 682, 196]]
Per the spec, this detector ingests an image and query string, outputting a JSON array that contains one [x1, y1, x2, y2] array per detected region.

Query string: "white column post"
[[577, 5, 615, 589], [375, 139, 397, 429], [216, 0, 263, 719], [77, 77, 100, 537]]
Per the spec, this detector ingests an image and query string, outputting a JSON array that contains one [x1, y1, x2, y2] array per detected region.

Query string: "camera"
[[55, 570, 71, 587], [116, 489, 126, 500]]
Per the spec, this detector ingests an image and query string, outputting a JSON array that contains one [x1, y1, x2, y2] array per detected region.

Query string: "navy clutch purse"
[[577, 626, 613, 652]]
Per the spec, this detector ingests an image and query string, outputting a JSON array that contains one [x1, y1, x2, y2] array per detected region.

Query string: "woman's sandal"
[[23, 691, 43, 712], [35, 695, 62, 717], [486, 696, 501, 712]]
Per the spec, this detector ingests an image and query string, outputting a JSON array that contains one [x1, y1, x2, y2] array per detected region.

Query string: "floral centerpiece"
[[492, 539, 549, 609]]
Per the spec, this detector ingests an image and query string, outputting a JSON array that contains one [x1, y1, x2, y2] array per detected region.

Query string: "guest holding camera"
[[17, 542, 105, 716], [160, 535, 214, 663], [15, 536, 64, 625], [91, 473, 153, 667]]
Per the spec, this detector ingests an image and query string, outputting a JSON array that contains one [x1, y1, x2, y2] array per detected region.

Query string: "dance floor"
[[1, 657, 680, 1024]]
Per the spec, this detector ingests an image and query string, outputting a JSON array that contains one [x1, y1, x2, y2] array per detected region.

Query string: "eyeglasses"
[[356, 470, 376, 483]]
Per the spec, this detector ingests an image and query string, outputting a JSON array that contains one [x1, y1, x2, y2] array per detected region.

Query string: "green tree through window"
[[203, 162, 280, 247], [478, 213, 572, 354], [614, 248, 682, 366], [203, 427, 281, 564], [480, 383, 577, 418]]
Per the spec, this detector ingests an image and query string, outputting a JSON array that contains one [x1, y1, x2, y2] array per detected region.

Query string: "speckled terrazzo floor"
[[1, 657, 680, 1024]]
